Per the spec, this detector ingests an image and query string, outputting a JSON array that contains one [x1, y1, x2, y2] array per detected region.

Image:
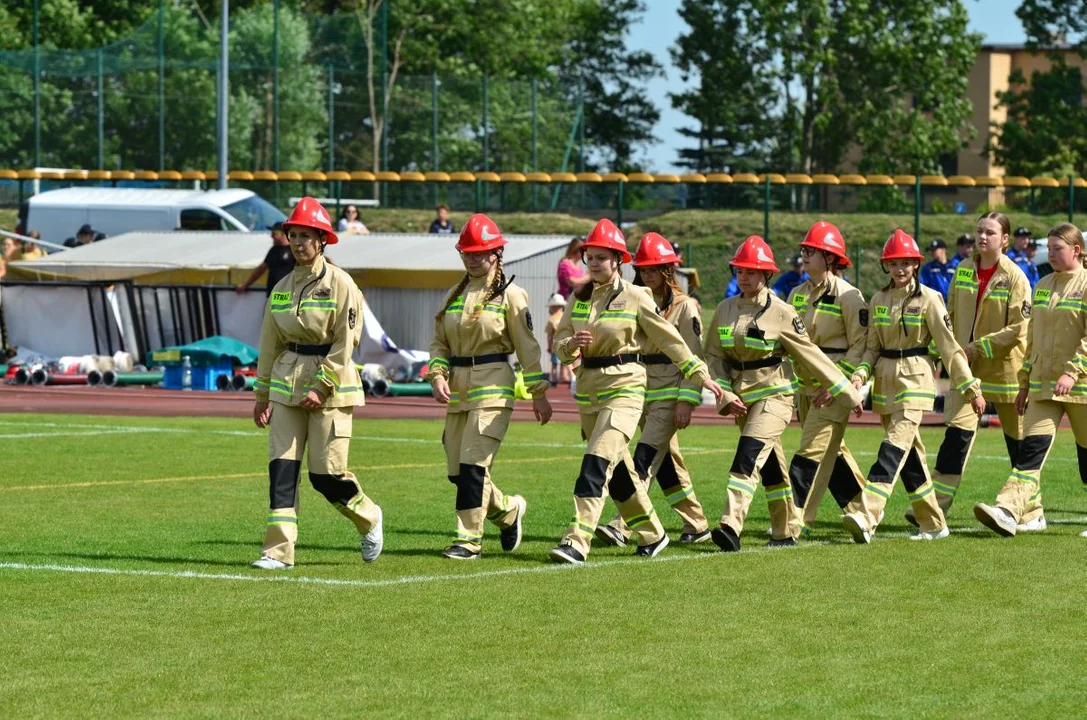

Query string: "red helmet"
[[881, 228, 924, 261], [633, 232, 679, 267], [456, 213, 507, 253], [283, 196, 338, 244], [582, 218, 631, 263], [801, 220, 851, 267], [730, 235, 779, 272]]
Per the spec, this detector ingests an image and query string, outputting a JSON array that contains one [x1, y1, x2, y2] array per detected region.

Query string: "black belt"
[[638, 353, 671, 365], [729, 357, 783, 372], [449, 353, 509, 367], [818, 346, 848, 354], [880, 348, 929, 359], [581, 354, 644, 369], [287, 342, 332, 355]]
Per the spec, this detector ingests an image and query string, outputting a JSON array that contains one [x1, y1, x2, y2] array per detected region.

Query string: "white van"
[[21, 187, 287, 248]]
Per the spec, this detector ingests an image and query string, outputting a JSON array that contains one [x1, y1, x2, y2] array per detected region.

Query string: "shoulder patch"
[[1021, 301, 1031, 318], [348, 307, 357, 329], [792, 316, 807, 335], [943, 314, 952, 330], [693, 317, 702, 337], [859, 309, 869, 327], [525, 311, 534, 331]]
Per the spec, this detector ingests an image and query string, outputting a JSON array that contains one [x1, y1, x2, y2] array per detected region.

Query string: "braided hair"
[[634, 264, 684, 319], [434, 252, 506, 323], [882, 265, 922, 336]]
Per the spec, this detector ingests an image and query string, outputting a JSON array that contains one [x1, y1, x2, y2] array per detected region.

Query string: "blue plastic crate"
[[162, 360, 233, 391]]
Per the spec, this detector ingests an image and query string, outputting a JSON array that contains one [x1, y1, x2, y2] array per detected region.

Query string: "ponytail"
[[468, 255, 506, 323]]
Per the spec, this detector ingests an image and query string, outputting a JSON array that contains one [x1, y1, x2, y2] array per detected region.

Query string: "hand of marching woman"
[[1054, 373, 1076, 397], [432, 376, 451, 404], [569, 330, 594, 349], [970, 393, 986, 418], [812, 389, 834, 408], [1015, 386, 1029, 416], [300, 390, 324, 410], [674, 401, 693, 430], [533, 396, 553, 425], [253, 401, 272, 428]]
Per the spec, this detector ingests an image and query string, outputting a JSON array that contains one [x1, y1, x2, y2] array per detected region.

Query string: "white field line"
[[0, 420, 1071, 463], [0, 525, 1034, 590]]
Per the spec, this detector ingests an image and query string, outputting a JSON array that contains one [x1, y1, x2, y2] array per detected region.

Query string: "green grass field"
[[2, 412, 1086, 717]]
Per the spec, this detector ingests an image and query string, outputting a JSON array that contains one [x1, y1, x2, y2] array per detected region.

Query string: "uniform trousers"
[[262, 403, 379, 565], [719, 394, 801, 540], [443, 407, 519, 553], [994, 399, 1087, 522], [559, 399, 667, 556], [789, 393, 866, 533], [604, 399, 709, 538]]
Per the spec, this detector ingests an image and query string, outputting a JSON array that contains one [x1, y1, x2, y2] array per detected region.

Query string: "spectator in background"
[[64, 223, 98, 248], [236, 222, 296, 296], [337, 204, 369, 235], [724, 275, 741, 299], [545, 292, 569, 386], [920, 238, 953, 301], [771, 253, 808, 298], [2, 235, 23, 265], [556, 236, 590, 299], [428, 204, 457, 235], [1008, 226, 1039, 289], [950, 233, 974, 269]]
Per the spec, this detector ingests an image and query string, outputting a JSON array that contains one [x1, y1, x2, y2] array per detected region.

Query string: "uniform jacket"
[[1007, 248, 1040, 289], [426, 272, 548, 413], [255, 254, 364, 408], [786, 274, 867, 397], [852, 280, 979, 413], [643, 286, 705, 406], [553, 275, 709, 411], [1020, 266, 1087, 403], [944, 254, 1030, 402], [703, 286, 862, 410], [920, 259, 954, 301]]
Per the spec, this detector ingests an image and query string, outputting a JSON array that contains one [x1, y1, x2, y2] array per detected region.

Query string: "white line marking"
[[0, 527, 1013, 590]]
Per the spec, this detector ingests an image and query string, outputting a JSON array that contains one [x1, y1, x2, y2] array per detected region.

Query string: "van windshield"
[[222, 195, 287, 231]]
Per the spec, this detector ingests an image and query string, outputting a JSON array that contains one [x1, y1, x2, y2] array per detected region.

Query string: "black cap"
[[791, 253, 803, 265], [78, 223, 95, 235], [957, 234, 975, 246], [269, 221, 285, 232], [1014, 226, 1032, 237], [928, 239, 947, 250], [1026, 237, 1039, 248]]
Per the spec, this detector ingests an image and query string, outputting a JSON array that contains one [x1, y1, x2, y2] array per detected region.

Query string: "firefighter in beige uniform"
[[549, 219, 723, 564], [704, 236, 864, 552], [975, 223, 1087, 538], [251, 197, 382, 570], [917, 211, 1037, 527], [426, 214, 552, 560], [842, 229, 985, 545], [785, 222, 869, 535], [595, 233, 712, 547]]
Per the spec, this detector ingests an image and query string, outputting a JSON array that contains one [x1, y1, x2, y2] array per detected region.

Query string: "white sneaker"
[[360, 505, 384, 563], [251, 556, 292, 570], [1017, 515, 1047, 532], [841, 513, 871, 545], [974, 503, 1017, 537], [909, 526, 950, 541]]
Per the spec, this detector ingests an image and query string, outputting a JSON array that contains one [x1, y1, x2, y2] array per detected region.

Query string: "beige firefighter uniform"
[[553, 275, 711, 557], [991, 267, 1087, 522], [601, 287, 709, 541], [425, 272, 549, 554], [785, 273, 869, 534], [704, 286, 863, 542], [930, 254, 1032, 515], [849, 280, 981, 534], [253, 254, 377, 566]]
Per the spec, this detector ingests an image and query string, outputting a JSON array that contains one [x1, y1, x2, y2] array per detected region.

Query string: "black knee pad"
[[633, 442, 658, 481], [900, 448, 928, 493], [308, 472, 358, 505], [868, 442, 906, 484], [788, 455, 819, 508], [760, 452, 786, 488], [455, 463, 485, 510], [934, 426, 975, 475], [1078, 445, 1087, 486], [828, 455, 863, 508], [1016, 435, 1053, 472], [574, 454, 608, 498], [1003, 435, 1020, 466], [656, 452, 681, 490], [730, 436, 766, 478], [610, 460, 637, 503], [269, 459, 301, 508]]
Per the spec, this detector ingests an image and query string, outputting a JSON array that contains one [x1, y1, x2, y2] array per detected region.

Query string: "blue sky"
[[627, 0, 1027, 172]]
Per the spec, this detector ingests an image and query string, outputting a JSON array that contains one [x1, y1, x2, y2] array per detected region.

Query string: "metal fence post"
[[531, 78, 538, 211], [272, 0, 280, 204], [96, 50, 104, 170], [482, 74, 489, 207], [327, 64, 335, 199], [763, 176, 771, 241], [33, 0, 41, 167], [1069, 175, 1076, 224], [158, 0, 165, 170], [432, 70, 439, 207], [617, 180, 625, 228], [914, 175, 922, 242]]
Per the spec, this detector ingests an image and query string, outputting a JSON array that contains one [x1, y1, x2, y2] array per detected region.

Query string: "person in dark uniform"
[[429, 204, 458, 235], [236, 222, 296, 296]]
